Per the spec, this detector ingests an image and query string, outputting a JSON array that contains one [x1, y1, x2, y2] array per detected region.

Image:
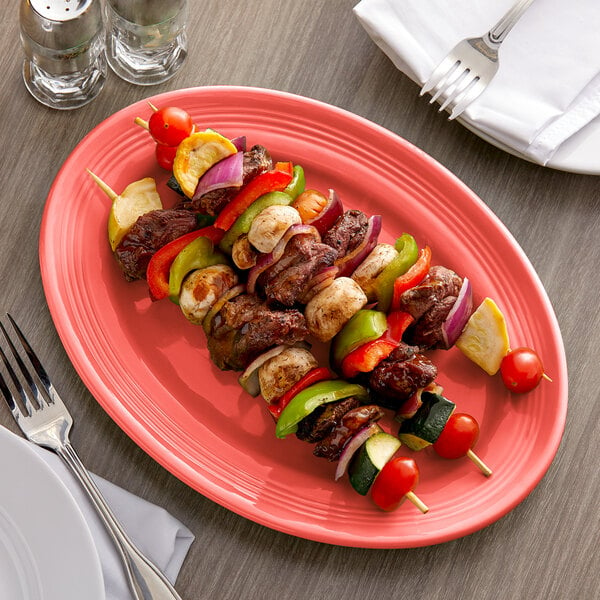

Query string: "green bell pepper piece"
[[219, 190, 294, 253], [330, 309, 388, 369], [275, 379, 369, 439], [375, 233, 419, 312], [283, 165, 305, 200], [168, 236, 227, 303]]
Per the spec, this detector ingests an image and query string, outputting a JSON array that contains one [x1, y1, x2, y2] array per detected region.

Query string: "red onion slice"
[[192, 151, 244, 200], [247, 224, 321, 294], [299, 266, 339, 304], [441, 277, 473, 349], [231, 136, 246, 152], [334, 423, 383, 481], [304, 189, 344, 235], [335, 215, 382, 277]]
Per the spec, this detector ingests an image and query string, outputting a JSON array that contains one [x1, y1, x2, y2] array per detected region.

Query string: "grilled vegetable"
[[305, 277, 368, 342], [275, 379, 369, 439], [179, 264, 238, 324], [219, 191, 294, 253], [173, 131, 238, 198], [398, 392, 456, 450], [258, 346, 318, 403], [248, 205, 302, 254], [168, 236, 228, 303], [348, 432, 401, 495]]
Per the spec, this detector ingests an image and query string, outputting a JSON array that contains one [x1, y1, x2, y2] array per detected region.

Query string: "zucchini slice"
[[348, 432, 401, 496], [398, 392, 456, 451]]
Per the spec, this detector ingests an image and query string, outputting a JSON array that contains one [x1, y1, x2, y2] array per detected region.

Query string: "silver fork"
[[420, 0, 535, 120], [0, 314, 183, 600]]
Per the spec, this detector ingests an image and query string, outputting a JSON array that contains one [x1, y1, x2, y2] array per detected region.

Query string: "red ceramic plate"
[[40, 86, 567, 548]]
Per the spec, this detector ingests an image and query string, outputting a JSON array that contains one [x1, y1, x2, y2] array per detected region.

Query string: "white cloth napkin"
[[34, 446, 194, 600], [354, 0, 600, 165]]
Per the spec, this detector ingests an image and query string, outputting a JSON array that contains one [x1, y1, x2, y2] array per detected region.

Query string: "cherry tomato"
[[433, 413, 479, 459], [371, 457, 420, 511], [500, 347, 545, 393], [148, 106, 193, 147], [155, 143, 178, 170]]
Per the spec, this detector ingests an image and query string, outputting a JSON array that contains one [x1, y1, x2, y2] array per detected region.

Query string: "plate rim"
[[0, 426, 105, 599]]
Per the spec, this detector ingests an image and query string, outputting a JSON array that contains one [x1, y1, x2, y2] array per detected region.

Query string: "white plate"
[[458, 107, 600, 175], [0, 426, 104, 600]]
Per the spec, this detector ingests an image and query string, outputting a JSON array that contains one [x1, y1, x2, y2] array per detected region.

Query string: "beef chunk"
[[177, 145, 273, 214], [398, 265, 464, 349], [295, 397, 361, 443], [206, 294, 309, 371], [114, 209, 198, 281], [257, 234, 337, 306], [322, 210, 369, 259], [313, 404, 385, 461], [369, 343, 437, 410]]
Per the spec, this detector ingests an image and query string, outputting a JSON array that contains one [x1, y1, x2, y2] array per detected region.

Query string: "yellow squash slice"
[[88, 171, 163, 251], [173, 131, 237, 198], [456, 297, 510, 375]]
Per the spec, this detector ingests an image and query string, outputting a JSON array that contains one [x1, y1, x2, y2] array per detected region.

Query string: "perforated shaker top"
[[30, 0, 94, 21]]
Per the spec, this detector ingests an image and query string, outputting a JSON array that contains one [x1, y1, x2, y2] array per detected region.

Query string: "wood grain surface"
[[1, 1, 598, 599]]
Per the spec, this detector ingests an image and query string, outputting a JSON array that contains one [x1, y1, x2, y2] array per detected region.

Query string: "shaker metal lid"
[[30, 0, 94, 21]]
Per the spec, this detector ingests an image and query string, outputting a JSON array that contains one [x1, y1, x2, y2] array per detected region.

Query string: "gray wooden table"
[[1, 1, 598, 599]]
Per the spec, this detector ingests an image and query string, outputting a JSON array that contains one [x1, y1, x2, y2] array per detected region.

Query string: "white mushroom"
[[231, 234, 258, 269], [247, 205, 301, 253], [258, 347, 318, 403], [305, 277, 368, 342], [179, 264, 238, 325], [351, 243, 398, 302]]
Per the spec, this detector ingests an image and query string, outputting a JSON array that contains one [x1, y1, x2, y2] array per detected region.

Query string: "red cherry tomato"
[[433, 413, 479, 459], [500, 347, 545, 393], [148, 106, 193, 147], [155, 143, 178, 170], [371, 457, 420, 511]]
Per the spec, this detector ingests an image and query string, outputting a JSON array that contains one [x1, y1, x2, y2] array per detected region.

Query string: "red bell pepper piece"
[[214, 162, 294, 231], [340, 338, 398, 379], [267, 366, 333, 420], [385, 311, 414, 343], [390, 246, 432, 311], [146, 225, 224, 301]]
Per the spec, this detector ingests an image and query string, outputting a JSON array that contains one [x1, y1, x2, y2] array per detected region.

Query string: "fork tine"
[[438, 70, 478, 113], [420, 55, 458, 96], [0, 315, 57, 411], [0, 335, 36, 418], [448, 78, 485, 120], [428, 62, 463, 104]]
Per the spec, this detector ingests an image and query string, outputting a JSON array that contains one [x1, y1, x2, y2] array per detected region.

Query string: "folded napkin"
[[354, 0, 600, 165], [34, 446, 194, 600]]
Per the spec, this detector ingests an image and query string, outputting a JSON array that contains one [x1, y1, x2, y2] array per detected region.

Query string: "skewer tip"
[[405, 491, 429, 514]]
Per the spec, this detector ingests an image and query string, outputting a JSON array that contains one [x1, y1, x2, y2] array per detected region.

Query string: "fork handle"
[[57, 443, 183, 600], [488, 0, 535, 44]]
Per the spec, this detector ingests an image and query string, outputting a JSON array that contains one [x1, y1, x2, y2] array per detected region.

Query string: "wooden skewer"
[[147, 101, 158, 112], [405, 491, 429, 514], [466, 449, 492, 477], [542, 373, 553, 382], [134, 116, 149, 130], [86, 169, 118, 201]]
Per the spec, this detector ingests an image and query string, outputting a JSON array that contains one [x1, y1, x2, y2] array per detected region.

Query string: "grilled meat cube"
[[206, 294, 309, 371], [322, 209, 369, 259], [295, 397, 361, 443], [258, 234, 337, 307], [313, 404, 385, 461], [114, 209, 198, 281], [177, 145, 273, 214], [397, 265, 463, 349], [368, 343, 437, 410]]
